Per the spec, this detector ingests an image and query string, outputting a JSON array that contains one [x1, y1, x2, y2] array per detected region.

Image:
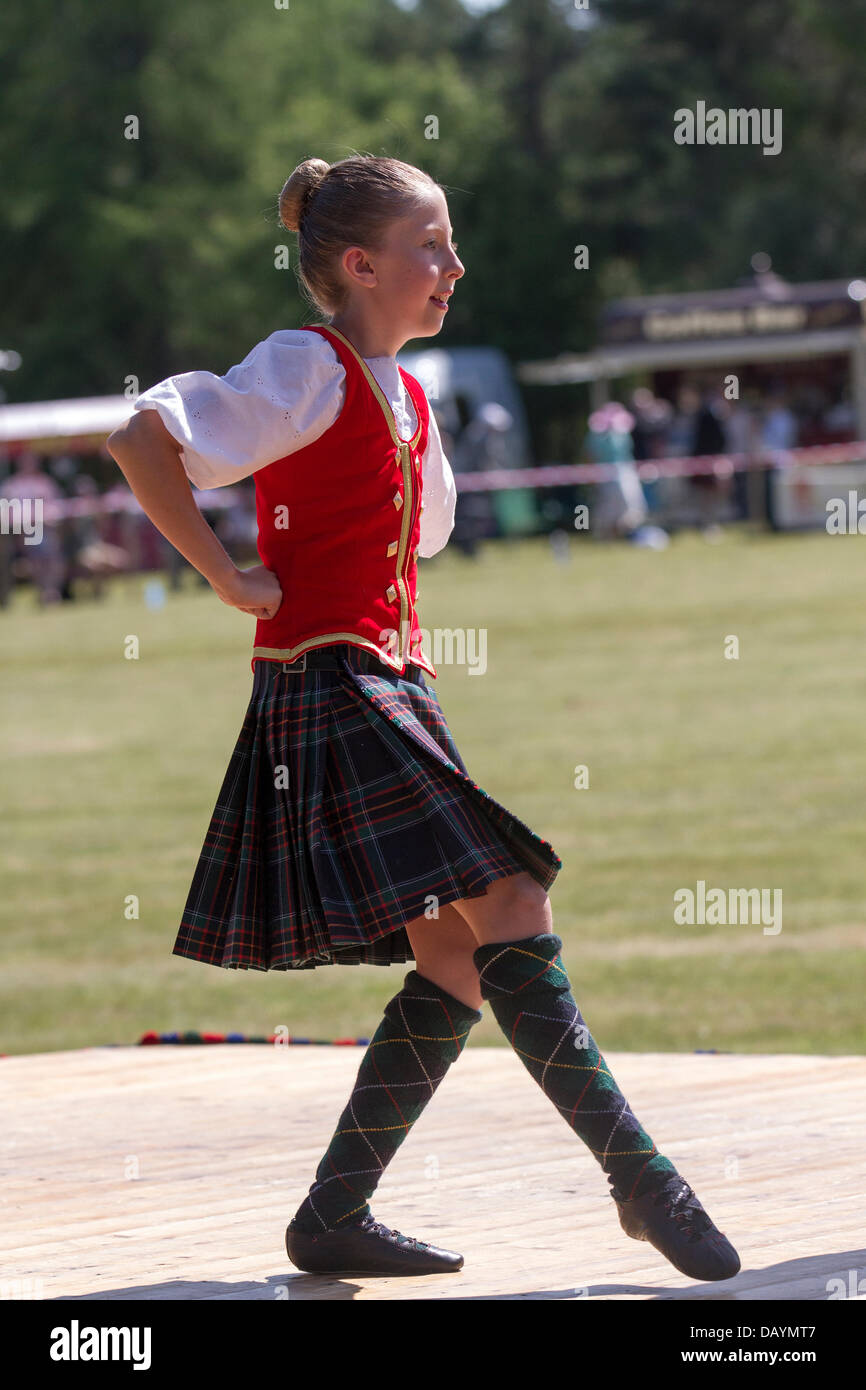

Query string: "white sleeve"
[[417, 407, 457, 558], [131, 330, 344, 490]]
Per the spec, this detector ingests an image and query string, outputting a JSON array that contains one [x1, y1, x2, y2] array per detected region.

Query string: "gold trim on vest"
[[322, 325, 424, 449], [251, 633, 437, 678]]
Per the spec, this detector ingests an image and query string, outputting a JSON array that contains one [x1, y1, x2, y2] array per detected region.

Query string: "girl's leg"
[[448, 871, 678, 1198], [288, 904, 482, 1236], [404, 902, 484, 1009], [447, 870, 740, 1280]]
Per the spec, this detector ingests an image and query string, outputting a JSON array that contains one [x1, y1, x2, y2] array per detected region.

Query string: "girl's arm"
[[106, 409, 282, 619]]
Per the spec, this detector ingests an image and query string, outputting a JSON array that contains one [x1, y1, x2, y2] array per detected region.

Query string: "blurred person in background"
[[670, 383, 730, 539], [584, 401, 668, 548], [629, 386, 673, 514], [64, 473, 131, 599], [761, 385, 798, 451], [718, 392, 759, 522], [795, 381, 830, 447], [759, 384, 799, 533], [630, 387, 673, 461], [690, 385, 729, 539], [449, 399, 502, 557], [821, 392, 855, 441], [666, 382, 701, 457]]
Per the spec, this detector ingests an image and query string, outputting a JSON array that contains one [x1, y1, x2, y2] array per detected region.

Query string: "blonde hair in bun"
[[277, 153, 445, 318], [278, 158, 331, 233]]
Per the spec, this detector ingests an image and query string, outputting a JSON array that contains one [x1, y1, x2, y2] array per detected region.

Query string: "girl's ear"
[[340, 245, 378, 289]]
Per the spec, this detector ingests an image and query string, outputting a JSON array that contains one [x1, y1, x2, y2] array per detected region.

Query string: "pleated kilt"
[[173, 642, 562, 970]]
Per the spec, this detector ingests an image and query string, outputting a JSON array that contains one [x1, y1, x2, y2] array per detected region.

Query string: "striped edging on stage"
[[137, 1030, 370, 1046]]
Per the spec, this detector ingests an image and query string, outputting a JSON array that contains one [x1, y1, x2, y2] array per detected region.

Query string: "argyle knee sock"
[[289, 970, 482, 1233], [473, 932, 678, 1200]]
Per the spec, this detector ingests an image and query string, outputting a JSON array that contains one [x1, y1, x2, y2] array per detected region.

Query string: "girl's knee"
[[499, 871, 551, 918], [450, 872, 553, 944]]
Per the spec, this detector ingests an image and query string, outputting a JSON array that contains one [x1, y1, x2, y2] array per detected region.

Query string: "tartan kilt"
[[173, 642, 562, 971]]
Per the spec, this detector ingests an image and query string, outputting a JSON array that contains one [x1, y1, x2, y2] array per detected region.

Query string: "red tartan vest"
[[250, 323, 436, 677]]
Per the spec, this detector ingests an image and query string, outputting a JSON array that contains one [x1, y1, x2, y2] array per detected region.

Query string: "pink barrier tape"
[[5, 442, 866, 519], [452, 441, 866, 491]]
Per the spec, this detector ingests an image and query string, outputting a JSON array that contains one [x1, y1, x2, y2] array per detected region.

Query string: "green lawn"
[[2, 527, 864, 1056]]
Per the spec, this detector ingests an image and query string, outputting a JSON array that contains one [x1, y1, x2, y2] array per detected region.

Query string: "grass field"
[[2, 526, 864, 1057]]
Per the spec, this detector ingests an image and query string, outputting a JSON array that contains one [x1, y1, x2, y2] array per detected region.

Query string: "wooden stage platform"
[[1, 1044, 863, 1301]]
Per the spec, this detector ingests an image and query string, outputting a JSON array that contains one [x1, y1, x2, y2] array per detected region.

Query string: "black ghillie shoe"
[[610, 1175, 741, 1282], [285, 1213, 464, 1276]]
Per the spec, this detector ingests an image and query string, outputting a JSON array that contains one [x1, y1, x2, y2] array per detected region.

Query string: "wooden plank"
[[0, 1046, 863, 1300]]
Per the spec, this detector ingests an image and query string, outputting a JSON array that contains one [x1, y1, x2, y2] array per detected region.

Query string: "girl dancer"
[[107, 154, 740, 1283]]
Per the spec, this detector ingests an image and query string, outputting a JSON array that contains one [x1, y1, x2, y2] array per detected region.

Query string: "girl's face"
[[334, 187, 465, 355]]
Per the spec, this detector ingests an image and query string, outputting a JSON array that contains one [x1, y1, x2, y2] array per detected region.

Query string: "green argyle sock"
[[289, 969, 482, 1233], [473, 932, 678, 1200]]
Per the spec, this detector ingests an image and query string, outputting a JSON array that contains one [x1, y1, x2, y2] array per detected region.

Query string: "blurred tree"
[[0, 0, 862, 402], [0, 0, 494, 396]]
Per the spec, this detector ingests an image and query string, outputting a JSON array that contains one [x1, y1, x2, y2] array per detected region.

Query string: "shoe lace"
[[653, 1181, 713, 1241], [357, 1215, 426, 1250]]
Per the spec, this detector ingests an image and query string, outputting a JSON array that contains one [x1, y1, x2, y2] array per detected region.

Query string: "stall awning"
[[516, 326, 865, 385], [0, 395, 132, 446]]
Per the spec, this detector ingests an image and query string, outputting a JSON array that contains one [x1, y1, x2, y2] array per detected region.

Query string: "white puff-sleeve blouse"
[[132, 328, 457, 559]]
